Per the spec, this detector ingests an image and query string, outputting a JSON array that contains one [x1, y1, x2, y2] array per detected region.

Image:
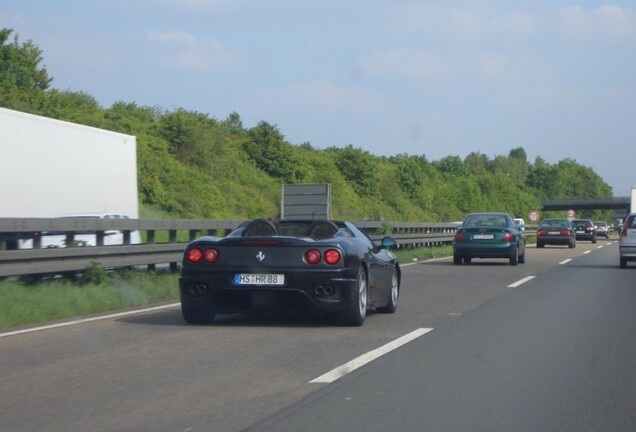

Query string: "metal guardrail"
[[0, 218, 460, 277]]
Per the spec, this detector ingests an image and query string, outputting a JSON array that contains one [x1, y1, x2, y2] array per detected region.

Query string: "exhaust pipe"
[[314, 285, 336, 297], [189, 283, 209, 295]]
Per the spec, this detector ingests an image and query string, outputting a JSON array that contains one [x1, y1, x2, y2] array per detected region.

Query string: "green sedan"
[[453, 212, 526, 266]]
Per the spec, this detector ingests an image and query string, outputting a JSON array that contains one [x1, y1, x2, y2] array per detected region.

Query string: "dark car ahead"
[[179, 219, 400, 326], [453, 212, 525, 266], [536, 218, 576, 248], [571, 219, 597, 243]]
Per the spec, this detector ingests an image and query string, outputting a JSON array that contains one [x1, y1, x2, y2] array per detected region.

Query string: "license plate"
[[233, 273, 285, 286], [548, 231, 560, 235], [472, 234, 494, 240], [576, 230, 584, 234]]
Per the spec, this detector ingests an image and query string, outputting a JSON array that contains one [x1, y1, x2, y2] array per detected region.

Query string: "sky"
[[2, 0, 635, 196]]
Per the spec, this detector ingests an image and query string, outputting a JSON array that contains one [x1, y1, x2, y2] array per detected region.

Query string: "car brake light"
[[454, 231, 464, 241], [188, 248, 202, 263], [305, 249, 322, 265], [324, 249, 341, 265], [536, 230, 544, 236], [503, 232, 515, 242], [204, 248, 219, 263]]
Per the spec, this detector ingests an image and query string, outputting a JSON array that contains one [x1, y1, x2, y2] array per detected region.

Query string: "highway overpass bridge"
[[542, 196, 631, 214]]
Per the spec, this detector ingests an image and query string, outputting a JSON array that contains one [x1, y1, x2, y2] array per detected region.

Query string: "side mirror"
[[381, 236, 396, 249]]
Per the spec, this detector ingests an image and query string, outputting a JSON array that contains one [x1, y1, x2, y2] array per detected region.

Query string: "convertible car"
[[179, 219, 400, 326]]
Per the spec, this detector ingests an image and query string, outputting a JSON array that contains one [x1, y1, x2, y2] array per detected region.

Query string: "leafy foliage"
[[0, 27, 616, 223]]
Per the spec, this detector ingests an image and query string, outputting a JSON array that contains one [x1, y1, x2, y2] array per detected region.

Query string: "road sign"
[[567, 209, 576, 218], [528, 210, 540, 222]]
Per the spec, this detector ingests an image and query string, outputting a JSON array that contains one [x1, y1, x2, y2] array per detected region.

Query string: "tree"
[[436, 155, 467, 177], [509, 147, 527, 162], [330, 145, 379, 197], [0, 28, 52, 110], [243, 121, 305, 183]]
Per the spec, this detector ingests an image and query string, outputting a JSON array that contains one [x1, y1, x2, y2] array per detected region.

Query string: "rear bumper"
[[179, 268, 359, 315], [619, 244, 636, 259], [453, 242, 516, 259], [537, 235, 572, 245]]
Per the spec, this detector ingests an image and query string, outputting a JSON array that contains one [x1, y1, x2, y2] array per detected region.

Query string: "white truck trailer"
[[0, 107, 138, 218]]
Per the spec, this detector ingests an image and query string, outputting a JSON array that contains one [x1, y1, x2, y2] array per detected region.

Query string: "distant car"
[[513, 218, 526, 232], [179, 219, 400, 326], [593, 221, 610, 239], [536, 218, 576, 248], [619, 213, 636, 268], [571, 219, 597, 243], [453, 212, 525, 266]]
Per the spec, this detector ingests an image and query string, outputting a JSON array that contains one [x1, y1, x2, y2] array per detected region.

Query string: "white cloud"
[[559, 5, 636, 37], [146, 30, 239, 72], [478, 52, 560, 82], [147, 30, 195, 44], [249, 80, 390, 115], [360, 49, 454, 82]]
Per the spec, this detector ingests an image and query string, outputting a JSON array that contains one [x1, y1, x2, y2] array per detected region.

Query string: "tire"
[[519, 248, 525, 264], [181, 302, 215, 324], [592, 235, 597, 244], [620, 257, 627, 268], [509, 247, 518, 266], [453, 254, 462, 265], [378, 266, 399, 314], [537, 241, 544, 249], [569, 240, 576, 249], [463, 256, 472, 264], [341, 268, 368, 326]]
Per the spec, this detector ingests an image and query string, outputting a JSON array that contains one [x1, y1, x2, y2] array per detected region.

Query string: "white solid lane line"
[[0, 303, 181, 338], [309, 327, 434, 384], [508, 276, 536, 288], [559, 259, 572, 265]]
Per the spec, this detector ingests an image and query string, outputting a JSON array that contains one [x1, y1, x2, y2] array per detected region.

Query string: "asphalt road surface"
[[1, 239, 634, 432]]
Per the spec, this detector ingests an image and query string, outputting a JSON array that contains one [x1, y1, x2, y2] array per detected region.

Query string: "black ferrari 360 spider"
[[179, 218, 400, 326]]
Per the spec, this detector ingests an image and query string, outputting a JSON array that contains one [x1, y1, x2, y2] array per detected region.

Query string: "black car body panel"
[[571, 219, 597, 243], [536, 218, 576, 248], [179, 219, 400, 326]]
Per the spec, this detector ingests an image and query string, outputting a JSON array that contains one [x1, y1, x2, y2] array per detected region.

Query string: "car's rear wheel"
[[537, 241, 544, 248], [378, 266, 399, 314], [181, 302, 215, 324], [463, 256, 472, 264], [592, 235, 597, 244], [453, 254, 462, 265], [341, 268, 367, 326], [509, 247, 518, 266], [519, 247, 525, 264], [569, 239, 576, 248], [620, 257, 627, 268]]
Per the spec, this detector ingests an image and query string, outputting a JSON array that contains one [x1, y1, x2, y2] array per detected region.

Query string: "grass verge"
[[0, 245, 453, 330]]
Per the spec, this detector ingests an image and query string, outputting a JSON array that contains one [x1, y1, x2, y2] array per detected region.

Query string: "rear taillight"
[[204, 248, 219, 263], [454, 231, 464, 241], [324, 249, 341, 265], [503, 232, 515, 242], [188, 248, 202, 263], [305, 249, 322, 265], [305, 249, 341, 265], [536, 230, 544, 237], [586, 227, 594, 233], [565, 230, 573, 236]]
